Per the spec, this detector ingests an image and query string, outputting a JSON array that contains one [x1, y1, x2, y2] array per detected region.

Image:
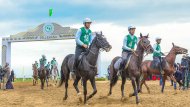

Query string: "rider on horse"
[[71, 18, 93, 79], [117, 26, 137, 76], [153, 37, 165, 75], [39, 55, 47, 71], [51, 57, 57, 73]]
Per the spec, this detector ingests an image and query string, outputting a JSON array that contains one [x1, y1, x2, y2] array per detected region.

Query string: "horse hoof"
[[129, 93, 133, 97], [63, 97, 67, 101], [121, 97, 126, 101], [77, 93, 82, 103], [107, 93, 111, 96]]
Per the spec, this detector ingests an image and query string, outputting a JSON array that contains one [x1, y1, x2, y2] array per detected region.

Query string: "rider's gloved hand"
[[82, 44, 88, 48]]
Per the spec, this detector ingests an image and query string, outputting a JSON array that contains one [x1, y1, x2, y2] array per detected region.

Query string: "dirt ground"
[[0, 80, 190, 107]]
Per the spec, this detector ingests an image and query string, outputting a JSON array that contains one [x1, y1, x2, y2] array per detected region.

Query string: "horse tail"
[[110, 56, 120, 86], [58, 54, 73, 87]]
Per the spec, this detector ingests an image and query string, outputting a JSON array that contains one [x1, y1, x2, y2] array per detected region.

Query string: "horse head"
[[138, 33, 154, 54], [172, 43, 188, 55], [93, 31, 112, 52]]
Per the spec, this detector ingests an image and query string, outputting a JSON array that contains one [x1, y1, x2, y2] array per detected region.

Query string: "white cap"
[[128, 26, 136, 30], [155, 37, 162, 40], [83, 18, 92, 24]]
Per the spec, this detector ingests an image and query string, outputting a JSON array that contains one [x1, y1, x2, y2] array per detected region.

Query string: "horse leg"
[[82, 79, 87, 104], [40, 79, 43, 89], [108, 82, 113, 96], [139, 73, 147, 93], [46, 76, 48, 87], [130, 77, 139, 104], [161, 75, 167, 93], [87, 78, 97, 101], [42, 79, 45, 90], [121, 75, 127, 101], [63, 76, 69, 100], [144, 81, 150, 94], [130, 77, 140, 97], [73, 76, 82, 102]]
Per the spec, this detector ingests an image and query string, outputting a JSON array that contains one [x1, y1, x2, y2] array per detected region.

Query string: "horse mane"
[[86, 35, 97, 54]]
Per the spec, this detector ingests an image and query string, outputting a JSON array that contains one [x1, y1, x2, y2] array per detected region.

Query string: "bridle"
[[138, 37, 151, 53]]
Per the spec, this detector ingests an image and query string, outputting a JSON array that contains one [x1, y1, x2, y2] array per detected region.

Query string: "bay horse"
[[59, 32, 112, 104], [32, 64, 38, 86], [38, 66, 49, 89], [108, 34, 154, 104], [140, 43, 188, 93]]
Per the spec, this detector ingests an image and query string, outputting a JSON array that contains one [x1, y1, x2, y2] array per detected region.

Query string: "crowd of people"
[[170, 55, 190, 90], [0, 63, 14, 90]]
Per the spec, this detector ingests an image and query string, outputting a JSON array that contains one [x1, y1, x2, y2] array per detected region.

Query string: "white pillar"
[[2, 41, 11, 67]]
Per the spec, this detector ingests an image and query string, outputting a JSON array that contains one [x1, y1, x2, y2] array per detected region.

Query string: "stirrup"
[[117, 70, 121, 76]]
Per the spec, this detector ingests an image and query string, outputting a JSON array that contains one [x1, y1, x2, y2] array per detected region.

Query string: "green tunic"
[[80, 27, 92, 45], [153, 44, 162, 57]]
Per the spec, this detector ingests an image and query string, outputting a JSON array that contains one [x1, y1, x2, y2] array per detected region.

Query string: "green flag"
[[49, 8, 53, 17]]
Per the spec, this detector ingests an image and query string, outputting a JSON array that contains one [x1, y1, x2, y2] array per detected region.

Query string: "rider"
[[45, 62, 51, 70], [34, 61, 39, 68], [117, 26, 137, 76], [71, 18, 93, 78], [39, 55, 47, 71], [153, 37, 165, 75], [51, 57, 57, 73], [181, 54, 189, 89]]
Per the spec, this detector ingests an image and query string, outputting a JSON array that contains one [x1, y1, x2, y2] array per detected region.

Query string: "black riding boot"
[[117, 59, 125, 76]]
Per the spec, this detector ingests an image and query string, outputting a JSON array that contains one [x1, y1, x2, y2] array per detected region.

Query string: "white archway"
[[1, 23, 77, 67]]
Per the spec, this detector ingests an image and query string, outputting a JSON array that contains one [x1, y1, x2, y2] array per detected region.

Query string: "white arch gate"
[[1, 23, 77, 67], [1, 22, 102, 77]]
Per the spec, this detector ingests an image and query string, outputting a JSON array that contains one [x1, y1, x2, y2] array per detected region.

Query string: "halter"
[[96, 35, 109, 51], [138, 37, 151, 52]]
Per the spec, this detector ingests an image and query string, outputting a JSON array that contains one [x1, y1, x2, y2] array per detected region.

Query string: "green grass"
[[14, 77, 108, 82], [14, 78, 33, 82]]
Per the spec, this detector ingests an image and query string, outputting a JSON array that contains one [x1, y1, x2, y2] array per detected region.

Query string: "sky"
[[0, 0, 190, 78]]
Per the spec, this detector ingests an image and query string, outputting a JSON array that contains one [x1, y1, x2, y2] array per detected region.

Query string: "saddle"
[[123, 54, 133, 69], [76, 52, 87, 68]]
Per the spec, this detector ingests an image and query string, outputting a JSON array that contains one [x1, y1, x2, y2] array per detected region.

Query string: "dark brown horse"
[[140, 43, 188, 93], [38, 67, 49, 89], [59, 32, 112, 104], [32, 64, 38, 86], [108, 34, 154, 104]]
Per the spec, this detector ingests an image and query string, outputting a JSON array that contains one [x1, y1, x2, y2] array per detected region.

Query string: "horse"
[[107, 33, 154, 104], [140, 43, 188, 93], [59, 32, 112, 104], [51, 65, 59, 85], [32, 64, 38, 86], [38, 66, 49, 89]]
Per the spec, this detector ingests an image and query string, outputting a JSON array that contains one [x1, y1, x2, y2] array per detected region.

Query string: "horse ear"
[[172, 42, 175, 47], [147, 33, 149, 38], [140, 33, 142, 38]]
